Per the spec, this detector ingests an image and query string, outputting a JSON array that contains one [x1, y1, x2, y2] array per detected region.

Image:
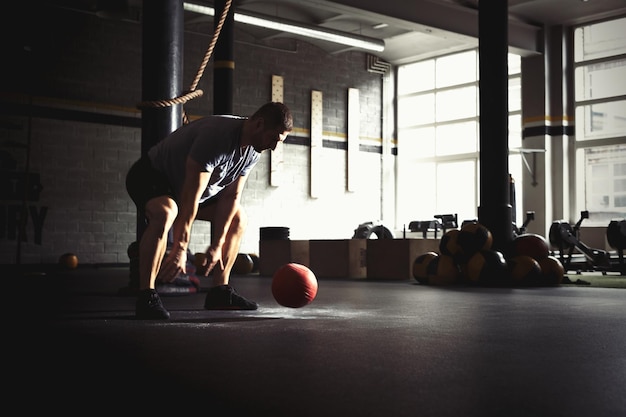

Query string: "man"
[[126, 102, 293, 319]]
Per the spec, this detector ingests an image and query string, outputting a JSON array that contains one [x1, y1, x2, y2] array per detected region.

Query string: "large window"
[[396, 50, 522, 226], [574, 17, 626, 224]]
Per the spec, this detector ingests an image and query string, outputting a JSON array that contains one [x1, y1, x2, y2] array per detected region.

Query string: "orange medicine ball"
[[272, 263, 318, 308]]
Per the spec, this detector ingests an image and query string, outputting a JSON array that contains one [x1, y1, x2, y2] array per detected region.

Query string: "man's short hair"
[[251, 102, 293, 132]]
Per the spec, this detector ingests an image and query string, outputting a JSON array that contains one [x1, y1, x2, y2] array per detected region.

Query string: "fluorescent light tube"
[[183, 2, 385, 53]]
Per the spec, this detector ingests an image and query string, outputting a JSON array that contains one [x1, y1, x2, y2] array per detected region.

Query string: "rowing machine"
[[548, 210, 611, 273]]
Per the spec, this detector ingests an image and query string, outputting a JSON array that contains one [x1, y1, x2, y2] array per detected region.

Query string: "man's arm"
[[158, 156, 211, 282], [173, 157, 212, 250], [201, 174, 248, 273]]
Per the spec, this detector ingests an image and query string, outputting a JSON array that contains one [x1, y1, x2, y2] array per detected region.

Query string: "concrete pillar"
[[478, 0, 512, 252], [213, 0, 234, 115], [139, 0, 184, 237], [520, 55, 548, 236]]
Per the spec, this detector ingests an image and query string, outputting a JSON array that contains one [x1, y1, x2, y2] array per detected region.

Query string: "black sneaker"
[[204, 285, 258, 310], [136, 289, 170, 319]]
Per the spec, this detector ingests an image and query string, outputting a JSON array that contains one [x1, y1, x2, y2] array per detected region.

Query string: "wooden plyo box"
[[366, 239, 440, 280], [258, 240, 310, 277], [309, 239, 367, 279]]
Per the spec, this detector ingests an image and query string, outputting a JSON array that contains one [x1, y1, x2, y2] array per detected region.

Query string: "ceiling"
[[54, 0, 626, 65]]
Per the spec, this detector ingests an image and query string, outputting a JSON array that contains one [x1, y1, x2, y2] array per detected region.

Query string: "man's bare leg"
[[202, 207, 257, 310], [212, 208, 247, 287], [135, 196, 177, 319], [139, 196, 178, 290]]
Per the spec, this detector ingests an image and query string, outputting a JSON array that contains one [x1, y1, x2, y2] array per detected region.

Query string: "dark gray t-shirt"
[[148, 115, 260, 203]]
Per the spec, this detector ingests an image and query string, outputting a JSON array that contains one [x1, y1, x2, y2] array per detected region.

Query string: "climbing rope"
[[137, 0, 233, 124]]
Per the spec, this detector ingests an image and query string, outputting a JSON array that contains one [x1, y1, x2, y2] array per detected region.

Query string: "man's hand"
[[157, 247, 187, 283], [199, 244, 224, 276]]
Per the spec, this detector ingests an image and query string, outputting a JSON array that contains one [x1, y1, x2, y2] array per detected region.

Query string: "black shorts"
[[126, 156, 220, 212], [125, 156, 175, 211]]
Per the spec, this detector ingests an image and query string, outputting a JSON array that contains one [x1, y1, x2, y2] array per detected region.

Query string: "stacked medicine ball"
[[412, 222, 564, 287]]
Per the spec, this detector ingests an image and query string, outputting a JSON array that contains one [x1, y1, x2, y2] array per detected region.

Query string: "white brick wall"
[[0, 5, 389, 265]]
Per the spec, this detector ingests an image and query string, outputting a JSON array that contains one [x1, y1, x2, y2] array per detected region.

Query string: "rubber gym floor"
[[4, 264, 626, 416]]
